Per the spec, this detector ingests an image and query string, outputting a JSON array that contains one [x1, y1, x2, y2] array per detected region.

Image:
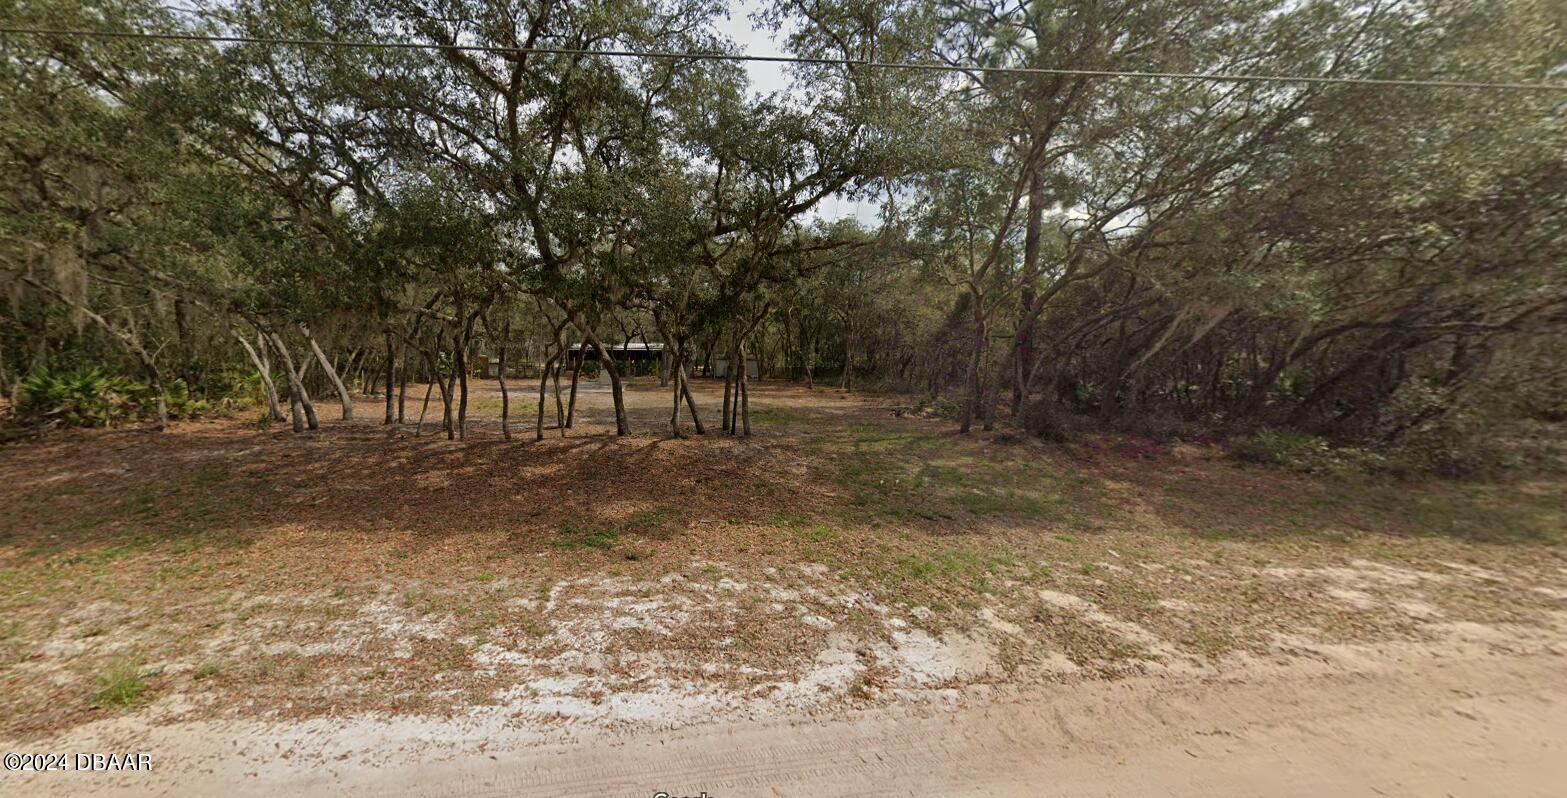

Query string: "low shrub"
[[893, 395, 961, 421], [17, 368, 139, 427], [1228, 428, 1386, 475], [13, 368, 221, 429], [1387, 414, 1567, 478], [161, 379, 213, 421], [1022, 400, 1070, 442]]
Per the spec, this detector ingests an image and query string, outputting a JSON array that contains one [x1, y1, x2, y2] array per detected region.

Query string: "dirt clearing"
[[2, 378, 1565, 794]]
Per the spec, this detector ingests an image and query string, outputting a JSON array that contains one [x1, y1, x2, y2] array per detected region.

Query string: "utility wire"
[[3, 25, 1566, 93]]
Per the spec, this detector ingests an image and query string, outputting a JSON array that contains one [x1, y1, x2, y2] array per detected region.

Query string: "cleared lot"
[[3, 378, 1565, 794]]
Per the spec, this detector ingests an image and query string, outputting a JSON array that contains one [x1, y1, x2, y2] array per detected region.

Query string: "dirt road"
[[14, 650, 1565, 797]]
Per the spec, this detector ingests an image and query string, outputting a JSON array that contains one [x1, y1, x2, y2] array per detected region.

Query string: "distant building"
[[565, 342, 665, 362], [713, 357, 759, 378]]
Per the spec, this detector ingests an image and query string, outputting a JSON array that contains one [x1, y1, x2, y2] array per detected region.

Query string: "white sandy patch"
[[882, 629, 996, 686], [1327, 586, 1379, 610], [1264, 560, 1451, 589], [1438, 561, 1506, 582], [978, 607, 1023, 636], [1397, 600, 1443, 620]]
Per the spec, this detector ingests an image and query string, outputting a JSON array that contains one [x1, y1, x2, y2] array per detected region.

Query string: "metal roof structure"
[[565, 342, 665, 353]]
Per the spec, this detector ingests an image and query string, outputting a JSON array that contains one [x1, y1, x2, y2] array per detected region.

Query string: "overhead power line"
[[3, 26, 1566, 93]]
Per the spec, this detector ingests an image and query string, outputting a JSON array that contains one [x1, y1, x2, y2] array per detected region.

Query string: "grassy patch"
[[953, 489, 1064, 518], [91, 660, 149, 709], [550, 521, 620, 550], [746, 406, 803, 424], [864, 546, 1019, 610], [621, 508, 678, 538], [798, 524, 838, 543]]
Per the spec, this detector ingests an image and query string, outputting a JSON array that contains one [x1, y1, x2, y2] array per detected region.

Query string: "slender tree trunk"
[[286, 383, 305, 433], [721, 351, 734, 434], [679, 357, 705, 434], [840, 322, 853, 391], [1098, 319, 1132, 422], [498, 317, 512, 441], [416, 381, 434, 436], [265, 333, 304, 433], [268, 332, 318, 431], [397, 347, 409, 424], [139, 358, 169, 432], [417, 338, 453, 439], [739, 340, 752, 436], [300, 323, 352, 420], [804, 330, 816, 390], [602, 354, 629, 435], [233, 329, 284, 422], [565, 346, 582, 429], [960, 326, 982, 434], [454, 312, 478, 439], [441, 362, 457, 440], [383, 330, 396, 424], [579, 324, 629, 435], [536, 353, 557, 441], [552, 359, 565, 435], [173, 296, 194, 387], [982, 349, 998, 432], [669, 342, 685, 438]]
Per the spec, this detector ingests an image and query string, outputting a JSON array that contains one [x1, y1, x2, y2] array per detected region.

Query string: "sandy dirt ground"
[[3, 378, 1566, 796], [9, 648, 1567, 797]]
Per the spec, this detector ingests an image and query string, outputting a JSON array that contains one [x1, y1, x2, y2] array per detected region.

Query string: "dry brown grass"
[[1, 376, 1564, 738]]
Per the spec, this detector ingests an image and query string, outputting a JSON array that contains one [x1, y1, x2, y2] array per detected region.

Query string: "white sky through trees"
[[714, 0, 881, 226]]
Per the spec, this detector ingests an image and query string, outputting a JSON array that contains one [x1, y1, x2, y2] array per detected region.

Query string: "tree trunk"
[[455, 312, 478, 439], [382, 330, 396, 424], [602, 351, 629, 435], [840, 322, 853, 391], [739, 340, 752, 436], [960, 321, 982, 434], [536, 353, 557, 441], [570, 317, 629, 434], [565, 345, 582, 429], [397, 347, 410, 424], [552, 359, 565, 436], [301, 323, 352, 420], [721, 342, 734, 433], [140, 358, 169, 432], [804, 330, 816, 389], [669, 342, 685, 438], [498, 317, 512, 441], [416, 381, 434, 436], [440, 361, 457, 440], [416, 338, 453, 439], [680, 358, 705, 434], [233, 329, 284, 422], [268, 332, 318, 431]]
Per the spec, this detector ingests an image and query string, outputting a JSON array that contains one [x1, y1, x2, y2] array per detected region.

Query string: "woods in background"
[[2, 0, 1563, 472]]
